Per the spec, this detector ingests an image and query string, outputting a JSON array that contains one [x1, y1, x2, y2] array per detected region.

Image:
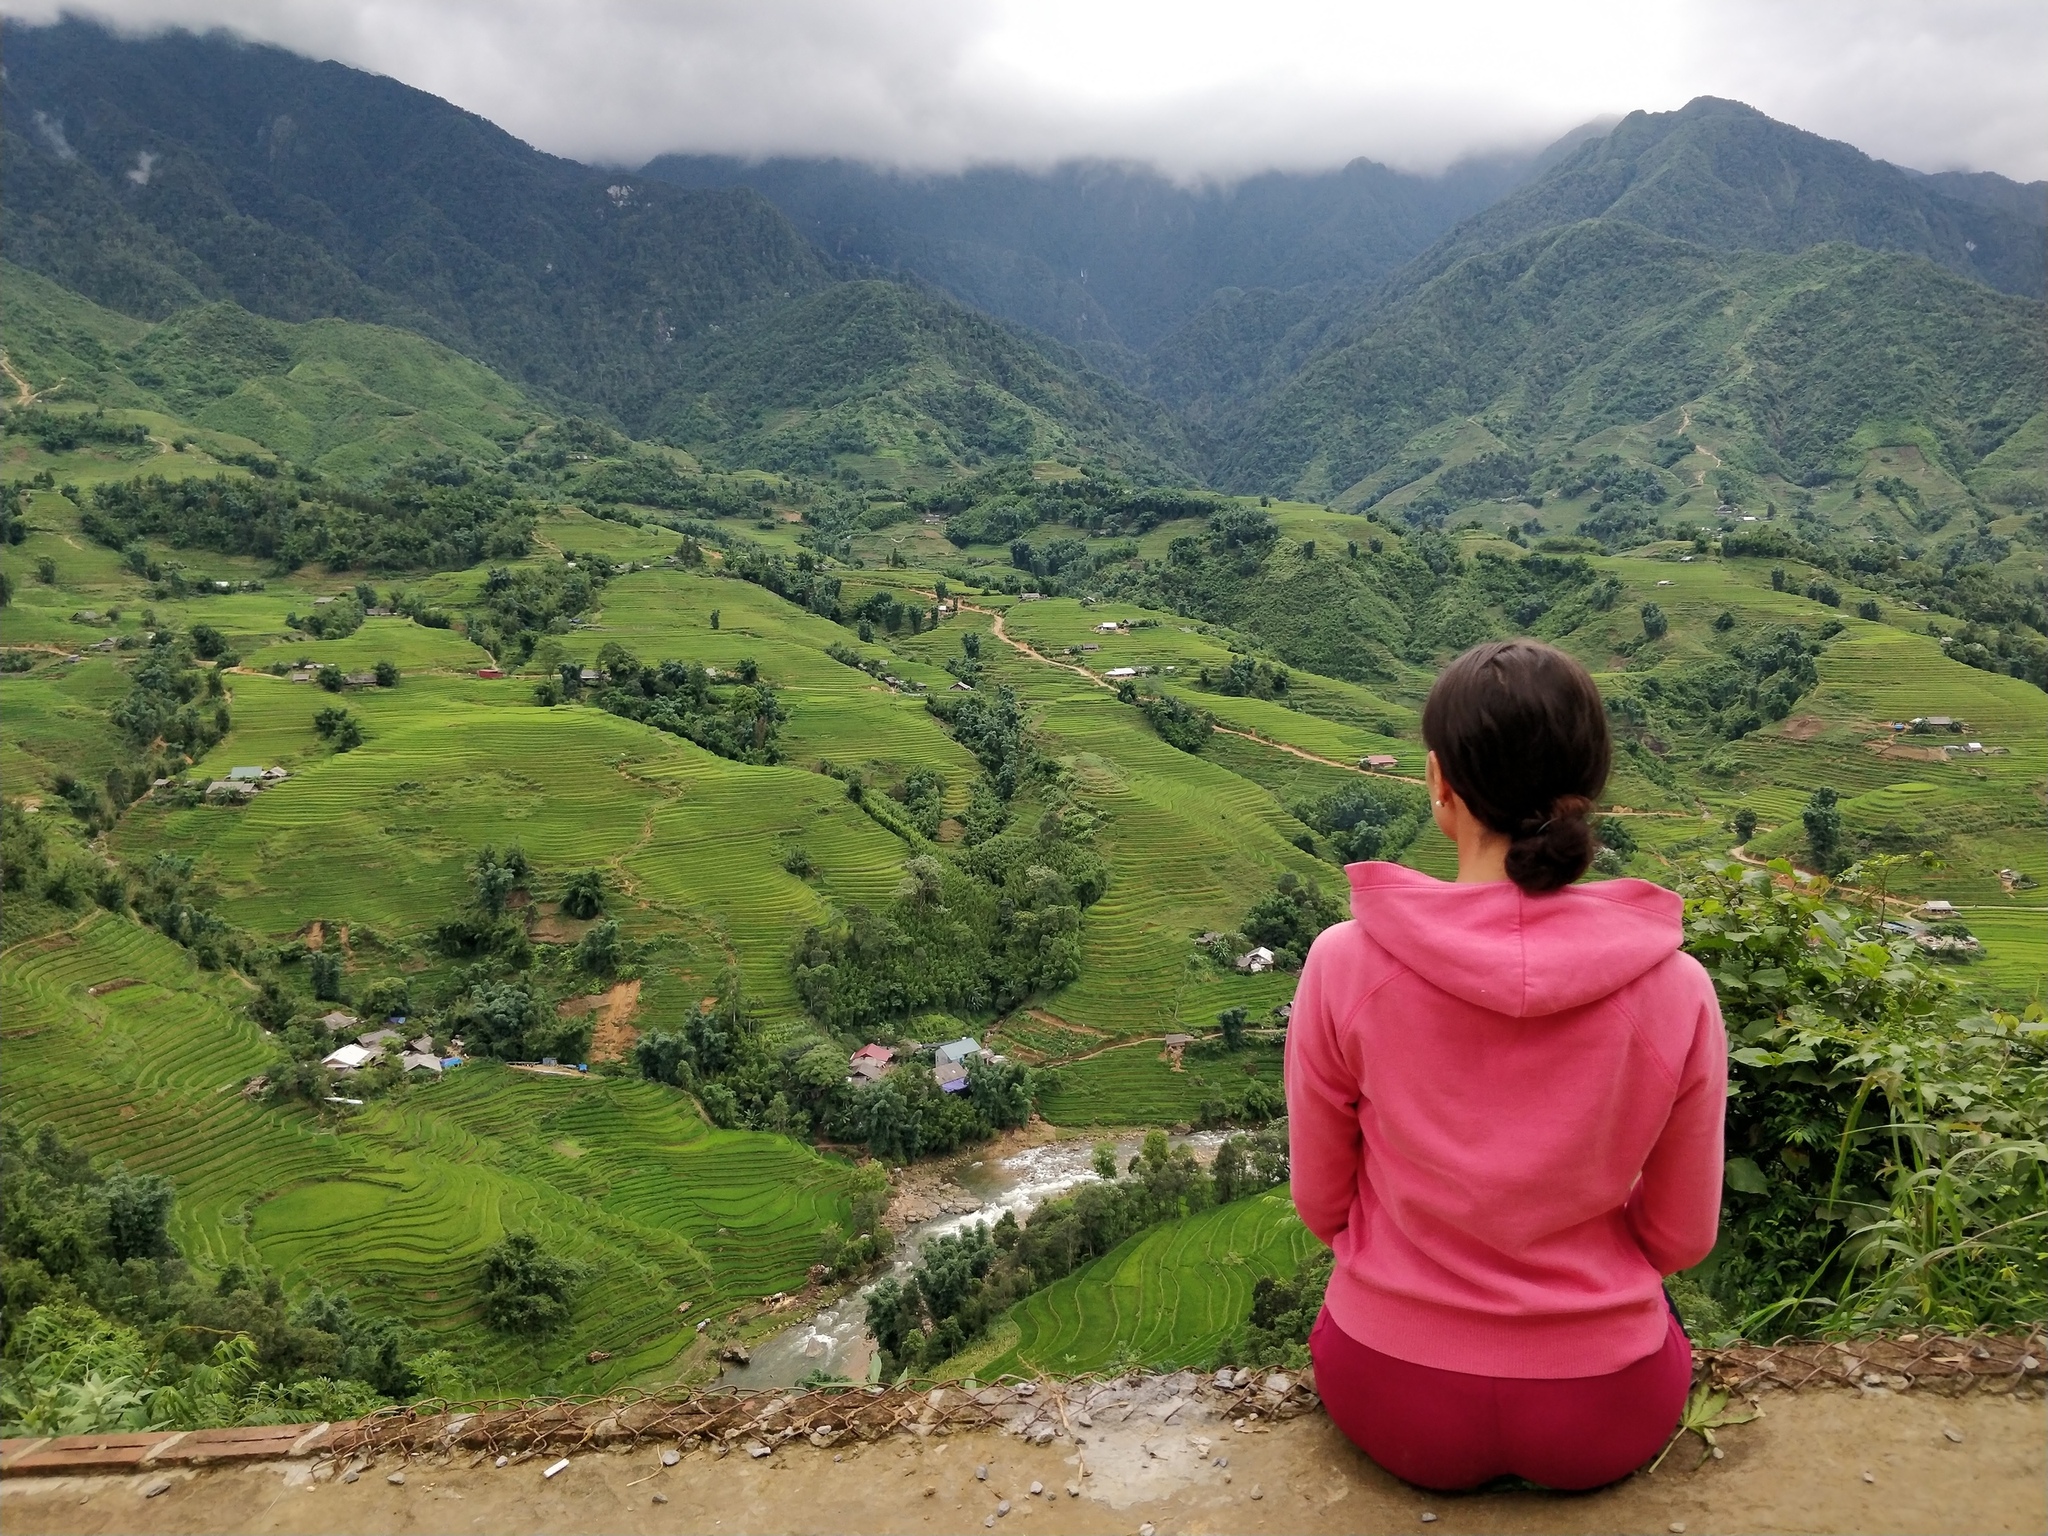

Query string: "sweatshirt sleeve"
[[1286, 927, 1364, 1248], [1625, 982, 1729, 1275]]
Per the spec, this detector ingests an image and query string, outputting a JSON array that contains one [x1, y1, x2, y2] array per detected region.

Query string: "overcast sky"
[[9, 0, 2046, 181]]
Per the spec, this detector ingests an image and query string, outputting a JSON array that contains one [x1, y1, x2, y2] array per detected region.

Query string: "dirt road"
[[7, 1388, 2039, 1535]]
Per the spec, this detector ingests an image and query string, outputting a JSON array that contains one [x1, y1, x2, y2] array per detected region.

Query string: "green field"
[[974, 1190, 1317, 1376], [0, 911, 854, 1392], [1036, 1041, 1286, 1126]]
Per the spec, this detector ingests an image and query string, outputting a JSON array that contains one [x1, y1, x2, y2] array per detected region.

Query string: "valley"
[[0, 14, 2042, 1442]]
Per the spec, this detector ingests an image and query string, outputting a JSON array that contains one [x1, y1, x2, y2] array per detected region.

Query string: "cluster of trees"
[[575, 453, 777, 518], [560, 643, 787, 764], [1132, 690, 1212, 752], [2, 407, 149, 452], [1, 1118, 458, 1435], [1605, 621, 1833, 748], [1234, 874, 1345, 969], [1290, 780, 1428, 865], [921, 464, 1219, 548], [473, 558, 608, 662], [110, 637, 232, 760], [1198, 653, 1290, 699], [865, 1126, 1289, 1378], [81, 464, 537, 574]]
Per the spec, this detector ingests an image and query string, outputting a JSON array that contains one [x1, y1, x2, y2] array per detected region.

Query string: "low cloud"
[[7, 0, 2044, 181]]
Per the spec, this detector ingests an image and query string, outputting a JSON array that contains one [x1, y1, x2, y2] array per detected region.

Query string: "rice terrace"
[[0, 10, 2044, 1533]]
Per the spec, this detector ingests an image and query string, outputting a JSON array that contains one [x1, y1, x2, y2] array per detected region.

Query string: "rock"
[[1422, 1515, 1437, 1526], [1943, 1427, 1964, 1443], [342, 1471, 359, 1484], [745, 1441, 771, 1459], [661, 1449, 681, 1466], [1862, 1471, 1876, 1483], [719, 1345, 752, 1366], [924, 1487, 936, 1498], [1215, 1456, 1228, 1468], [1075, 1411, 1094, 1428], [142, 1479, 171, 1498], [653, 1493, 669, 1505], [997, 1499, 1012, 1516], [1029, 1481, 1043, 1496], [1139, 1524, 1156, 1536], [387, 1472, 406, 1486], [1262, 1372, 1291, 1395], [1030, 1423, 1056, 1445], [1250, 1484, 1264, 1500], [1214, 1368, 1236, 1389], [1066, 1482, 1081, 1498], [983, 1519, 996, 1530], [1668, 1524, 1684, 1534], [494, 1455, 509, 1469], [976, 1464, 989, 1480]]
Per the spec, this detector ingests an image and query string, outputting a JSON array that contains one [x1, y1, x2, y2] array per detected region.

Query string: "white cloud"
[[6, 0, 2044, 180]]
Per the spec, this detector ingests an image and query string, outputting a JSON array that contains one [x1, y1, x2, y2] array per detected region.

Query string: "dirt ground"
[[6, 1387, 2040, 1536]]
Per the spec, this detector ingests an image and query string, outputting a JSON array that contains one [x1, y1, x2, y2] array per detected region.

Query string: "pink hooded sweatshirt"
[[1286, 861, 1727, 1379]]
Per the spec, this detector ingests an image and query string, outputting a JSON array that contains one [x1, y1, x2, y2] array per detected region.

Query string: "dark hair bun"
[[1504, 794, 1596, 894], [1420, 640, 1613, 896]]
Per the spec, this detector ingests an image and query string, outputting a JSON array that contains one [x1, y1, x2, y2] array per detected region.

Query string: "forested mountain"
[[0, 19, 1183, 475], [640, 150, 1542, 357], [1391, 97, 2045, 300], [1218, 221, 2047, 499]]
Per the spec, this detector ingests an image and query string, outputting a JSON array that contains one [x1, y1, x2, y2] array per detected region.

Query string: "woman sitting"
[[1286, 637, 1726, 1491]]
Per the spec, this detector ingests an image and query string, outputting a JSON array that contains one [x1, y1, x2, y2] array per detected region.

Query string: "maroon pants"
[[1308, 1304, 1692, 1491]]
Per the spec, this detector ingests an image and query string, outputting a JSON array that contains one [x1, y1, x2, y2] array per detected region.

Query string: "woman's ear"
[[1426, 751, 1458, 838]]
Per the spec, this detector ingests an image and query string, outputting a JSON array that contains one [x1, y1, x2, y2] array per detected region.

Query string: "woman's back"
[[1287, 861, 1725, 1379]]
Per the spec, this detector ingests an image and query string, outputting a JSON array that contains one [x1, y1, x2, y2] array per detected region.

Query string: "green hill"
[[1395, 97, 2044, 301], [3, 261, 540, 478], [1219, 222, 2045, 503]]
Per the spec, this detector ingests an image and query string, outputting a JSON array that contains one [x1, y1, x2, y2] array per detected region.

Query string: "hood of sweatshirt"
[[1345, 861, 1683, 1017]]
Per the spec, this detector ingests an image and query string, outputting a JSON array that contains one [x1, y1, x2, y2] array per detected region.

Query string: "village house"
[[934, 1036, 982, 1067], [847, 1043, 896, 1084], [228, 767, 265, 782], [342, 671, 378, 688], [205, 779, 258, 801], [319, 1010, 360, 1031], [1918, 899, 1957, 918], [399, 1051, 444, 1075], [1161, 1031, 1193, 1067], [1236, 946, 1277, 974], [580, 668, 602, 684], [358, 1028, 404, 1050], [321, 1043, 377, 1072], [1909, 716, 1965, 733], [476, 667, 505, 679], [933, 1059, 969, 1094], [1360, 754, 1399, 771], [1104, 666, 1139, 679], [289, 669, 314, 683]]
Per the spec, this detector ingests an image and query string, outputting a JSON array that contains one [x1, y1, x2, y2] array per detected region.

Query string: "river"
[[723, 1130, 1226, 1388]]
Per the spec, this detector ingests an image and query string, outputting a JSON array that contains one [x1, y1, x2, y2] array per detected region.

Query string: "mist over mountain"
[[3, 17, 2040, 500], [637, 151, 1545, 358]]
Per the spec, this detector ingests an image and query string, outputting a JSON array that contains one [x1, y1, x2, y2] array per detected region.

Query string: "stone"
[[661, 1449, 681, 1466], [495, 1456, 509, 1469], [1029, 1481, 1043, 1496], [1139, 1525, 1156, 1536], [976, 1464, 989, 1480], [997, 1499, 1012, 1516], [924, 1487, 936, 1499], [1862, 1471, 1876, 1483], [1422, 1516, 1437, 1526], [1943, 1427, 1965, 1443], [984, 1519, 996, 1530], [1250, 1484, 1264, 1500], [387, 1472, 406, 1486], [342, 1471, 360, 1485], [142, 1480, 171, 1499], [653, 1494, 669, 1505], [1668, 1524, 1685, 1534], [745, 1442, 771, 1459]]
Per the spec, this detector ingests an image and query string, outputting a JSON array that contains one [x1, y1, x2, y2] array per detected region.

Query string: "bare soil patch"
[[85, 978, 142, 997], [557, 979, 642, 1062], [1780, 714, 1828, 742], [529, 901, 598, 944]]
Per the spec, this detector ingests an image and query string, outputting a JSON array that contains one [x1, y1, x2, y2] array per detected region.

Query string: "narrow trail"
[[1678, 405, 1723, 485], [0, 350, 37, 407], [967, 601, 1697, 815], [971, 602, 1435, 787]]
